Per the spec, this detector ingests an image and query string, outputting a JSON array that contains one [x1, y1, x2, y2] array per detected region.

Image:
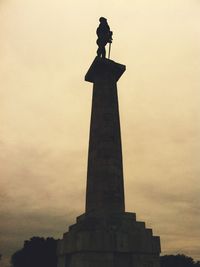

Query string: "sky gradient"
[[0, 0, 200, 266]]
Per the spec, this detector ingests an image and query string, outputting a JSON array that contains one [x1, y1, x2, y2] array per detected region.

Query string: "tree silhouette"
[[161, 254, 200, 267], [11, 237, 58, 267]]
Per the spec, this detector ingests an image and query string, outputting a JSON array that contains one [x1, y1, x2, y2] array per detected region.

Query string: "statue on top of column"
[[96, 17, 113, 59]]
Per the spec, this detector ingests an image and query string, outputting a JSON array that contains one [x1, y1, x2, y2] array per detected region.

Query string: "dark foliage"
[[11, 237, 58, 267], [161, 254, 200, 267]]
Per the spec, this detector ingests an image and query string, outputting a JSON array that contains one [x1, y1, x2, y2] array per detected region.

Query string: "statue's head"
[[99, 17, 107, 23]]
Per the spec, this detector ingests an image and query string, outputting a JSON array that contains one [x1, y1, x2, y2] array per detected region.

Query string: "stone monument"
[[57, 18, 161, 267]]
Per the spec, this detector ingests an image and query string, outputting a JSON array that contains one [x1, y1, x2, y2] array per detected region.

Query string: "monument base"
[[57, 212, 160, 267]]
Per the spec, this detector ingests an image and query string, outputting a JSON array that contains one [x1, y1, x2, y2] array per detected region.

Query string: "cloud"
[[0, 210, 75, 267], [0, 143, 86, 266], [125, 180, 200, 257]]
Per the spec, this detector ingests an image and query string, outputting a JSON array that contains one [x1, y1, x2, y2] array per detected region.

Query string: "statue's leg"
[[97, 47, 101, 57], [102, 47, 106, 59]]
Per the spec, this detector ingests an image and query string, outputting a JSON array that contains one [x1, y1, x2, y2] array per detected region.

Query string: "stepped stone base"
[[57, 212, 161, 267]]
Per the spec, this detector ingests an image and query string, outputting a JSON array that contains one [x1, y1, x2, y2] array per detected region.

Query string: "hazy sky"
[[0, 0, 200, 266]]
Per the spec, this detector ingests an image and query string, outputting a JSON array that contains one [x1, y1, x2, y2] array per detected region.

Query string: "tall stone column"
[[57, 57, 161, 267], [85, 57, 125, 215]]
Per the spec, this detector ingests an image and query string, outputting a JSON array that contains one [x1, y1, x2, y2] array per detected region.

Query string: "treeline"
[[8, 236, 200, 267], [11, 237, 57, 267], [161, 254, 200, 267]]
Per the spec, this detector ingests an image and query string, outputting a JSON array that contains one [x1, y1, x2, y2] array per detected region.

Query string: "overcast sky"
[[0, 0, 200, 266]]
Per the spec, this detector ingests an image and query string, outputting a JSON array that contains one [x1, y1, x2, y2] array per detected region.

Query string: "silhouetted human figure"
[[96, 17, 113, 58]]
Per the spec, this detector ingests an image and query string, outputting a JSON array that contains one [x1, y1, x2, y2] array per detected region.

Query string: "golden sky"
[[0, 0, 200, 266]]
